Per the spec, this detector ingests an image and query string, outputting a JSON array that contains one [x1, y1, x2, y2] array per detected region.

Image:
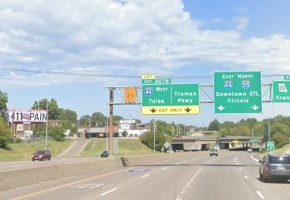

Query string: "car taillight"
[[265, 164, 269, 171]]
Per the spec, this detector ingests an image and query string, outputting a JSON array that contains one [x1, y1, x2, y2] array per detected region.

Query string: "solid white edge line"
[[101, 188, 117, 196], [256, 191, 265, 199], [251, 154, 259, 162]]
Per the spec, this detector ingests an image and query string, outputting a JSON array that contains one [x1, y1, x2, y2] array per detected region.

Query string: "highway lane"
[[0, 139, 93, 172], [2, 151, 289, 200], [57, 139, 90, 158], [238, 152, 290, 200], [0, 157, 102, 172]]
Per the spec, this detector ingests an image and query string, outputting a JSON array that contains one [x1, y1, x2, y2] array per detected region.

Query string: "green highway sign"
[[284, 75, 290, 80], [272, 81, 290, 103], [214, 71, 262, 113], [249, 139, 260, 143], [267, 141, 275, 151], [142, 83, 200, 115]]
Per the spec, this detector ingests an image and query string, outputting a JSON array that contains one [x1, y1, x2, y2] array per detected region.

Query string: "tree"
[[79, 115, 91, 126], [49, 126, 66, 142], [270, 123, 289, 138], [272, 133, 289, 148], [140, 131, 167, 151], [122, 130, 128, 137], [0, 116, 11, 149], [229, 124, 250, 136], [0, 90, 8, 117], [32, 98, 60, 120], [91, 112, 106, 127], [208, 119, 221, 131], [59, 108, 78, 122]]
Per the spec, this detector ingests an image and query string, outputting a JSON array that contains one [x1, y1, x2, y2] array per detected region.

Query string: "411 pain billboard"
[[6, 109, 48, 123]]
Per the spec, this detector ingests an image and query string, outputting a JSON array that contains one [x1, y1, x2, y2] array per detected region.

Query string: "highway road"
[[1, 151, 289, 200], [0, 139, 93, 172]]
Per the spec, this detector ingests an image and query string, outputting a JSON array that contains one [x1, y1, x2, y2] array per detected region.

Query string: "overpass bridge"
[[171, 136, 263, 151]]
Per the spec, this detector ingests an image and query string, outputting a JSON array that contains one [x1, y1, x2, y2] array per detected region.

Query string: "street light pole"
[[153, 119, 156, 151], [268, 118, 271, 141], [45, 99, 48, 149]]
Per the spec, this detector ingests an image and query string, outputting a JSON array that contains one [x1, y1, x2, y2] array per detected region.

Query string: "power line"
[[0, 67, 285, 79]]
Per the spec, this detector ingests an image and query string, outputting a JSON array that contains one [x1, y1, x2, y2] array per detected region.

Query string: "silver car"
[[259, 154, 290, 182]]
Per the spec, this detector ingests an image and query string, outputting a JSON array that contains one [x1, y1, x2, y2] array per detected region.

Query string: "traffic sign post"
[[141, 83, 200, 115], [272, 81, 290, 103], [214, 71, 262, 113], [267, 141, 275, 151]]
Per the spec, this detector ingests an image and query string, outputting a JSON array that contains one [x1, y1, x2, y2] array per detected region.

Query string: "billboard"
[[7, 109, 48, 123]]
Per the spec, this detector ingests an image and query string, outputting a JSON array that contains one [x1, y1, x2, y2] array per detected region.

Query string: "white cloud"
[[0, 0, 290, 88], [234, 16, 249, 31]]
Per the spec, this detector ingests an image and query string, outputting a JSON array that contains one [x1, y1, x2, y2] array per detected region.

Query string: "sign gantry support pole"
[[109, 88, 114, 157]]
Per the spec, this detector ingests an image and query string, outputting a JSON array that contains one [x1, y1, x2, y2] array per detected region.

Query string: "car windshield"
[[36, 151, 44, 154], [269, 156, 290, 164]]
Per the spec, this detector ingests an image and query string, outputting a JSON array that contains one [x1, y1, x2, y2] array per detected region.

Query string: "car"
[[32, 150, 51, 161], [101, 150, 109, 158], [167, 149, 174, 153], [259, 154, 290, 182], [210, 149, 218, 156], [247, 147, 253, 152]]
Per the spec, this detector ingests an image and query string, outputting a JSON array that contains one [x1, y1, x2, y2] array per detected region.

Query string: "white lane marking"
[[251, 154, 259, 162], [244, 176, 248, 180], [175, 166, 205, 200], [101, 188, 117, 196], [141, 174, 149, 178], [256, 191, 265, 199], [161, 167, 167, 170]]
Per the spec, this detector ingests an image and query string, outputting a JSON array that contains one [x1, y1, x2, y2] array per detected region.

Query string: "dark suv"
[[101, 150, 109, 158], [32, 150, 51, 161], [210, 149, 218, 156], [259, 154, 290, 182]]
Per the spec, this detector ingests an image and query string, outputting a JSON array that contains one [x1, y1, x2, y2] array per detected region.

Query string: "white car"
[[247, 148, 252, 152], [167, 149, 174, 153]]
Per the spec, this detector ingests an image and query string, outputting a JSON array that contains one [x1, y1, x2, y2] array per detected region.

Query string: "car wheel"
[[259, 171, 263, 180], [263, 172, 269, 183]]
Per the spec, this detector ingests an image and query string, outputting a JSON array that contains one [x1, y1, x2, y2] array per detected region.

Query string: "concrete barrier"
[[0, 151, 208, 191], [0, 158, 124, 191]]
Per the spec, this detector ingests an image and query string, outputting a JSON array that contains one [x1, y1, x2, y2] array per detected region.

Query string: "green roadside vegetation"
[[1, 138, 290, 162], [259, 143, 290, 159], [79, 139, 159, 158], [0, 140, 74, 162], [0, 139, 158, 162]]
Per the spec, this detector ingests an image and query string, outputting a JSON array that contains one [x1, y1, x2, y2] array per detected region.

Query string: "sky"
[[1, 0, 290, 127]]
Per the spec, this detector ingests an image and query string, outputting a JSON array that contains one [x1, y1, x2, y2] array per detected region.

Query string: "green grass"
[[0, 139, 159, 161], [79, 138, 159, 157], [260, 143, 290, 157], [0, 140, 74, 161]]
